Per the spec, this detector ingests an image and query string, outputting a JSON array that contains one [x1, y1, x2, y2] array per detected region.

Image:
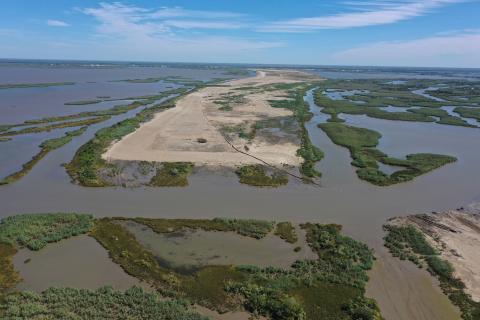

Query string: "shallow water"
[[412, 87, 445, 102], [121, 220, 316, 272], [442, 106, 479, 126], [2, 67, 480, 319], [0, 65, 231, 124], [13, 235, 143, 292]]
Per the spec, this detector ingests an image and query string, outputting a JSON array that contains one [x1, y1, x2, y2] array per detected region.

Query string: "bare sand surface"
[[103, 70, 319, 168], [392, 209, 480, 302]]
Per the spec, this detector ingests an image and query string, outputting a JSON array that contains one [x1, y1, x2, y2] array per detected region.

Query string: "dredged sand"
[[103, 69, 319, 167]]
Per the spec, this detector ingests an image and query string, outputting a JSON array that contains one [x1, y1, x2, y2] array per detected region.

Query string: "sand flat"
[[103, 69, 319, 167]]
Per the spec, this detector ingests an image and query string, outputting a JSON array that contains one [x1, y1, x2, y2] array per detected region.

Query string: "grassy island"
[[0, 82, 75, 90], [314, 79, 479, 128], [0, 127, 87, 185], [235, 165, 289, 187], [318, 122, 457, 186]]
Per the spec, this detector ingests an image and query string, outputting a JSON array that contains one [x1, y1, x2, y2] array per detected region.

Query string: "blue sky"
[[1, 1, 479, 67]]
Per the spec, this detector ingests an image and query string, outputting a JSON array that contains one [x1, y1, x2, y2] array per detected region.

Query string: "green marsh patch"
[[319, 122, 456, 186], [314, 79, 480, 128], [1, 286, 207, 320], [149, 162, 194, 187], [0, 213, 94, 251], [0, 127, 87, 185], [236, 165, 289, 187]]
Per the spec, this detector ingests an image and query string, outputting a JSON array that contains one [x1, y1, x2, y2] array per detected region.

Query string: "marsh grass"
[[1, 287, 207, 320], [314, 79, 479, 127], [125, 217, 274, 239], [149, 162, 194, 187], [0, 117, 107, 137], [93, 217, 379, 319], [319, 122, 456, 186], [235, 165, 288, 187], [0, 213, 94, 251], [268, 82, 324, 179], [0, 82, 75, 90], [275, 222, 298, 243], [0, 127, 87, 185], [0, 243, 19, 297], [384, 223, 480, 320], [66, 100, 178, 187]]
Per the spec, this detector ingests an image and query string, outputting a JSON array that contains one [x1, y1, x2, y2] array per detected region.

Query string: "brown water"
[[2, 69, 480, 318], [13, 235, 144, 292], [121, 220, 316, 272]]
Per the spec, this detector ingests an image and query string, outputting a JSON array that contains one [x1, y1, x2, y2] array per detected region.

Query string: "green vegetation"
[[0, 213, 380, 319], [0, 117, 107, 136], [315, 92, 436, 123], [268, 83, 324, 179], [275, 222, 298, 243], [125, 217, 274, 239], [427, 83, 480, 104], [0, 138, 11, 142], [149, 162, 194, 187], [0, 127, 87, 185], [235, 165, 289, 187], [0, 87, 188, 139], [0, 243, 19, 296], [383, 224, 436, 264], [408, 108, 476, 127], [319, 122, 457, 186], [224, 224, 379, 320], [0, 213, 93, 251], [454, 107, 480, 122], [0, 287, 207, 320], [384, 223, 480, 320], [313, 79, 479, 127], [64, 99, 104, 105], [91, 219, 171, 284], [65, 101, 176, 187], [213, 93, 246, 111], [93, 217, 380, 319], [0, 82, 75, 90], [0, 213, 92, 298]]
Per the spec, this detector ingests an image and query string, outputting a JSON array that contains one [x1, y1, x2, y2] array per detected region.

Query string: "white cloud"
[[163, 20, 244, 30], [260, 0, 465, 32], [82, 2, 247, 34], [46, 19, 69, 27], [78, 2, 281, 61], [332, 30, 480, 67]]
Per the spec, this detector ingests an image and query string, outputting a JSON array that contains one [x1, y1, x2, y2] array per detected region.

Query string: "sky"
[[1, 0, 479, 67]]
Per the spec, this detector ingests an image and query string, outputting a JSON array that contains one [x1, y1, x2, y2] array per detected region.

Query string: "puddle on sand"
[[13, 235, 144, 292], [120, 220, 316, 273]]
